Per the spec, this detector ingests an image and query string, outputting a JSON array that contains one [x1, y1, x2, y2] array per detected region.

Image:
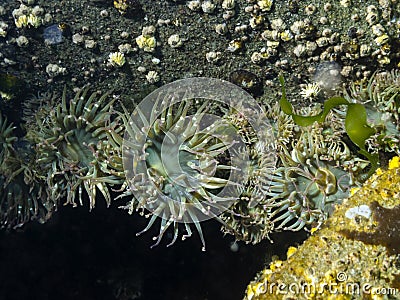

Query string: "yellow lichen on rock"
[[245, 158, 400, 300]]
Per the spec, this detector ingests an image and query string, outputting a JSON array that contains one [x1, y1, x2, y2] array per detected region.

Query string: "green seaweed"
[[278, 74, 378, 176]]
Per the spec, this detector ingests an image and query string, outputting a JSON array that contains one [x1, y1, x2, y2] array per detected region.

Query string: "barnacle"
[[257, 0, 273, 12], [26, 87, 124, 210], [108, 52, 126, 67], [120, 92, 247, 251], [135, 34, 156, 53]]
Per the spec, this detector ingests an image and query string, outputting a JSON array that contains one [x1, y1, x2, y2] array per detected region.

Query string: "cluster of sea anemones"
[[1, 86, 128, 229], [220, 102, 361, 244], [1, 70, 398, 250]]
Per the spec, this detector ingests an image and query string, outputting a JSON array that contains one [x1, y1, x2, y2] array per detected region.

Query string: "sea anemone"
[[118, 77, 272, 251], [0, 112, 16, 164], [0, 113, 49, 228], [120, 96, 247, 251], [26, 87, 124, 210], [220, 102, 278, 244], [220, 185, 275, 244], [344, 70, 400, 155], [220, 148, 277, 244], [265, 115, 366, 232], [299, 82, 321, 100], [221, 120, 355, 241]]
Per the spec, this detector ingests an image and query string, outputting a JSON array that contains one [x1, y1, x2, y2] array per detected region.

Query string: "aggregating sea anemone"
[[0, 112, 16, 164], [118, 77, 276, 250], [266, 131, 354, 232], [120, 93, 246, 251], [0, 113, 49, 228], [221, 85, 374, 244], [344, 70, 400, 155], [26, 87, 124, 211]]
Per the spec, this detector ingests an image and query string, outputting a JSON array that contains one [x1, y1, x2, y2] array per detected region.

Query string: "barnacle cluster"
[[25, 87, 124, 211], [12, 3, 43, 29]]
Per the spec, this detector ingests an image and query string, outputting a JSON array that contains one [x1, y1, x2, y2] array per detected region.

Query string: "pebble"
[[72, 33, 84, 44], [43, 24, 63, 45]]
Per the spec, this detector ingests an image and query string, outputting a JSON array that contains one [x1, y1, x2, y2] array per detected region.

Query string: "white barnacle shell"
[[201, 1, 216, 13], [223, 10, 235, 20], [293, 44, 306, 57], [345, 205, 371, 219], [316, 37, 329, 48], [366, 11, 378, 26], [205, 51, 222, 63], [251, 52, 263, 64], [290, 20, 305, 35], [257, 0, 273, 12], [261, 29, 279, 41], [270, 18, 285, 31], [167, 34, 183, 48], [339, 0, 350, 7], [187, 0, 201, 11], [215, 23, 228, 35], [0, 21, 7, 37], [142, 25, 156, 36], [222, 0, 235, 10], [146, 71, 160, 84]]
